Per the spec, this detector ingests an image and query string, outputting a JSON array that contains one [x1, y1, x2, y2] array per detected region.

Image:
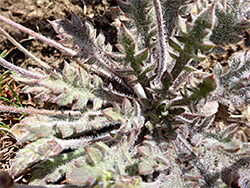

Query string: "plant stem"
[[0, 27, 51, 69], [0, 104, 82, 116], [153, 0, 171, 83], [0, 57, 44, 79], [0, 15, 76, 57]]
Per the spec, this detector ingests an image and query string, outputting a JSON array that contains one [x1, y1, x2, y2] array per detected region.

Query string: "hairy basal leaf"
[[14, 61, 104, 110], [10, 137, 63, 177]]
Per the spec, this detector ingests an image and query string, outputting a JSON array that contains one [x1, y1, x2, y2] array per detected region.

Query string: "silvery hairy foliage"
[[0, 0, 250, 187]]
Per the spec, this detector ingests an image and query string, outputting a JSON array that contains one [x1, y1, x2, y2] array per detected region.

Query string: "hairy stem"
[[0, 15, 76, 57], [153, 0, 171, 83], [0, 104, 83, 116], [0, 57, 44, 79], [0, 27, 51, 69]]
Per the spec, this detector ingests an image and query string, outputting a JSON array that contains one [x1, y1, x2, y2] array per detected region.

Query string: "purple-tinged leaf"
[[102, 108, 123, 122], [63, 61, 77, 82], [200, 40, 216, 51], [85, 146, 103, 164], [119, 120, 132, 134], [156, 156, 169, 168], [72, 96, 88, 110], [193, 3, 216, 30], [202, 138, 218, 151], [95, 142, 112, 155], [117, 0, 133, 15], [10, 115, 55, 143], [104, 42, 112, 52], [220, 140, 242, 153], [122, 98, 132, 114], [113, 102, 121, 112], [220, 123, 240, 140], [93, 74, 103, 88], [139, 159, 156, 175], [66, 155, 114, 186], [58, 123, 74, 138], [50, 13, 90, 50], [196, 115, 215, 129], [105, 51, 126, 61], [115, 43, 125, 53], [93, 98, 103, 110], [53, 93, 74, 106], [191, 134, 203, 147], [10, 137, 63, 177], [138, 146, 151, 157], [96, 32, 105, 48], [66, 167, 97, 186]]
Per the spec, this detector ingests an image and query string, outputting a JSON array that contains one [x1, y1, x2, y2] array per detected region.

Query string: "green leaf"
[[0, 49, 10, 58], [169, 37, 183, 52], [169, 51, 179, 60], [119, 23, 136, 53], [135, 48, 149, 63], [220, 124, 239, 141]]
